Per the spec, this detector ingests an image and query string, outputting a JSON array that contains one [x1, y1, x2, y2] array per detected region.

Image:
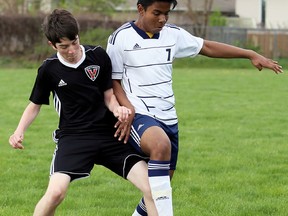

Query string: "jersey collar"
[[130, 21, 160, 39], [57, 45, 86, 69]]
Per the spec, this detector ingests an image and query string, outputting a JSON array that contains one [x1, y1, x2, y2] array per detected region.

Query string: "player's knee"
[[150, 140, 171, 160], [45, 188, 66, 206]]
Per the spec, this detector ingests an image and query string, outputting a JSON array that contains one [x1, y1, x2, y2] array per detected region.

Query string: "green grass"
[[0, 67, 288, 215], [173, 56, 288, 69]]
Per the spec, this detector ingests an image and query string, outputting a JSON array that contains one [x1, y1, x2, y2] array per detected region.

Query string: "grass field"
[[0, 66, 288, 216]]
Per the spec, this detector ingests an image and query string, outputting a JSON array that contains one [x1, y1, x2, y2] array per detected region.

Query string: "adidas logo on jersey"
[[137, 124, 144, 131], [58, 79, 67, 87], [133, 43, 141, 49]]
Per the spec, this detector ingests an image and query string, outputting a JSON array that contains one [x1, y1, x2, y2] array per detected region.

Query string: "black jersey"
[[30, 45, 116, 135]]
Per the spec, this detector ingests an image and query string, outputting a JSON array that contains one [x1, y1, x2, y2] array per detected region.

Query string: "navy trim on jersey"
[[109, 22, 132, 45], [166, 23, 181, 30], [109, 22, 181, 46], [130, 22, 160, 39], [124, 61, 172, 68], [138, 79, 172, 87], [124, 44, 175, 52]]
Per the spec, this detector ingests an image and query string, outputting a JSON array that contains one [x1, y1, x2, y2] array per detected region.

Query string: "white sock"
[[148, 160, 173, 216], [149, 176, 173, 216]]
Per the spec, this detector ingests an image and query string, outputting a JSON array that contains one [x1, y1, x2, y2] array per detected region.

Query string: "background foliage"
[[0, 0, 126, 15]]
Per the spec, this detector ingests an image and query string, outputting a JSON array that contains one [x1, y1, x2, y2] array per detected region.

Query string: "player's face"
[[138, 2, 171, 34], [52, 36, 82, 64]]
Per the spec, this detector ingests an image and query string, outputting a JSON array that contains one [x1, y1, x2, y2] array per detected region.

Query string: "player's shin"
[[148, 160, 173, 216]]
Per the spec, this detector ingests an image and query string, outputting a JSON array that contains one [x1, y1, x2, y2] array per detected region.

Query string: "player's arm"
[[104, 88, 131, 123], [112, 79, 135, 143], [200, 40, 283, 74], [9, 102, 41, 149]]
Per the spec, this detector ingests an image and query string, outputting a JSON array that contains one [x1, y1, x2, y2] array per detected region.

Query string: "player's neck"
[[134, 20, 154, 38]]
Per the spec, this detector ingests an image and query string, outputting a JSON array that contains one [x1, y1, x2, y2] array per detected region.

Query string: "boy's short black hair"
[[42, 9, 79, 46], [137, 0, 178, 10]]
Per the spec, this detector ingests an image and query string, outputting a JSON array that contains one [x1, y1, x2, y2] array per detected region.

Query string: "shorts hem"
[[50, 171, 90, 182]]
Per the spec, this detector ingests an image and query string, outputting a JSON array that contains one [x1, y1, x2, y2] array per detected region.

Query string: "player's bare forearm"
[[9, 102, 41, 149], [104, 88, 131, 122], [112, 79, 135, 143], [200, 40, 283, 74], [200, 40, 252, 58], [112, 80, 135, 110]]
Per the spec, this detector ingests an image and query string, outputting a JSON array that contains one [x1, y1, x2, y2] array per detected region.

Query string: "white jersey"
[[107, 22, 204, 125]]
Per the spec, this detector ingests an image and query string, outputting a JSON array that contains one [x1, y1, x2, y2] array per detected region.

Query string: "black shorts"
[[50, 133, 147, 181]]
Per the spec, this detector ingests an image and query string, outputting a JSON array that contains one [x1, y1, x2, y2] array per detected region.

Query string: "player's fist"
[[9, 133, 24, 149]]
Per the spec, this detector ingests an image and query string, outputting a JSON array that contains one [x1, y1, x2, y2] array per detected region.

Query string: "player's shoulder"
[[40, 54, 58, 71], [163, 23, 186, 37], [84, 45, 105, 54], [36, 56, 56, 79], [85, 45, 110, 57], [108, 22, 133, 45], [162, 23, 191, 38], [112, 22, 133, 35], [164, 23, 181, 31], [84, 45, 110, 63], [42, 53, 58, 64]]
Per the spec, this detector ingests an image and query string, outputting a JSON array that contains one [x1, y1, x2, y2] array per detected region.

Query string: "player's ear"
[[137, 4, 145, 15], [48, 41, 57, 50]]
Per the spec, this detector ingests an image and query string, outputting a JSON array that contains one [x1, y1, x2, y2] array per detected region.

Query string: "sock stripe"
[[148, 160, 170, 177], [136, 198, 147, 216], [148, 160, 170, 169], [139, 198, 146, 211], [148, 163, 170, 169]]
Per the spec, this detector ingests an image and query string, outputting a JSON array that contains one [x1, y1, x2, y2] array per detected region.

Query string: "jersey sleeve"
[[98, 47, 113, 92], [106, 33, 124, 80], [29, 65, 51, 105], [174, 27, 204, 58]]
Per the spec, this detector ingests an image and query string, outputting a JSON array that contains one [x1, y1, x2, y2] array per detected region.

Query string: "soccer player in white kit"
[[107, 0, 283, 215]]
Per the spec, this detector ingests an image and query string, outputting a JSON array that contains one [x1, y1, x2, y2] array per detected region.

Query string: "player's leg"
[[127, 161, 158, 216], [130, 115, 179, 216], [98, 129, 162, 215], [34, 134, 95, 216], [142, 126, 173, 216], [33, 173, 71, 216], [130, 116, 173, 215], [133, 170, 175, 216]]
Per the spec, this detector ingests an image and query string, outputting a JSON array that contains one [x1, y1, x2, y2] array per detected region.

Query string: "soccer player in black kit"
[[9, 9, 158, 216]]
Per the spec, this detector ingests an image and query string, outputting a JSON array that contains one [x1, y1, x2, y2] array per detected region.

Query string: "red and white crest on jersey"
[[84, 65, 100, 81]]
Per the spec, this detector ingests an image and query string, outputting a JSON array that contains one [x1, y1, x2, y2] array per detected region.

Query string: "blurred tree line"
[[0, 0, 125, 15], [0, 0, 126, 67], [0, 0, 235, 68]]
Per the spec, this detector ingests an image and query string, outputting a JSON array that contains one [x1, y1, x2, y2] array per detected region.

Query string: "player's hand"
[[251, 53, 283, 74], [9, 133, 24, 149], [114, 110, 135, 144], [113, 106, 131, 122]]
